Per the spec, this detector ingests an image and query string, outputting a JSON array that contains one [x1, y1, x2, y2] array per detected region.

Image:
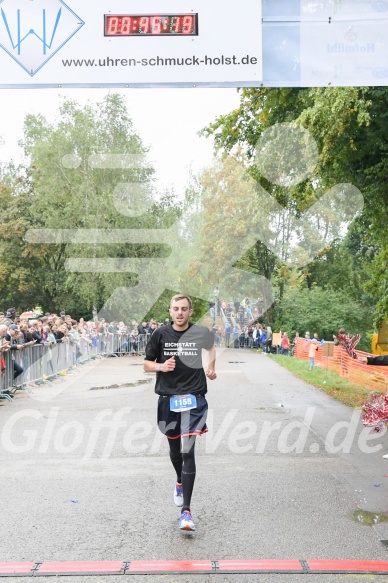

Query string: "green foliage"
[[202, 87, 388, 330], [366, 247, 388, 328], [1, 86, 387, 336], [0, 95, 181, 318], [274, 285, 373, 351]]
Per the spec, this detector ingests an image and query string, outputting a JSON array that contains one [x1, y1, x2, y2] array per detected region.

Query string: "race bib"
[[170, 394, 197, 413]]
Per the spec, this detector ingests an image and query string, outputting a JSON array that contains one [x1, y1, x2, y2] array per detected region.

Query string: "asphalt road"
[[1, 348, 387, 583]]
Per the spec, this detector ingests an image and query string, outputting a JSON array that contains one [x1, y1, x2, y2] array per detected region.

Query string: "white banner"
[[0, 0, 263, 87], [261, 0, 388, 87], [300, 20, 388, 86], [1, 0, 388, 87]]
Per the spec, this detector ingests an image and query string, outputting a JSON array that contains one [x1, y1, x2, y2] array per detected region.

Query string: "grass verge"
[[268, 354, 373, 409]]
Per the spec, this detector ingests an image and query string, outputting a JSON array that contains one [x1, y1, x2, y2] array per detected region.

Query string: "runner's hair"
[[170, 294, 193, 309]]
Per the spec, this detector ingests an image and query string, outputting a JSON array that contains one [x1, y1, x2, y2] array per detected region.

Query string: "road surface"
[[0, 348, 387, 582]]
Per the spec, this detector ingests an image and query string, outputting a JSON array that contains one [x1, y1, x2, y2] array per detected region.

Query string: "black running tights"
[[168, 436, 196, 512]]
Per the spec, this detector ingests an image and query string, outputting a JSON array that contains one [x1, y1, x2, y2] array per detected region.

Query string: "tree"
[[0, 94, 181, 318], [202, 87, 388, 328], [276, 285, 373, 350]]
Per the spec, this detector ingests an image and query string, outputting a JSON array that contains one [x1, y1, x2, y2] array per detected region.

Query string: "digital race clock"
[[105, 14, 198, 36]]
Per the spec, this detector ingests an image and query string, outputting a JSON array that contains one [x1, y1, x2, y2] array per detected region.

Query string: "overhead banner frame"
[[1, 0, 388, 88], [0, 0, 263, 88]]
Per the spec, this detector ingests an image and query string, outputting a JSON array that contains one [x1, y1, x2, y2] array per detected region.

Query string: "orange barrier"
[[294, 339, 388, 392]]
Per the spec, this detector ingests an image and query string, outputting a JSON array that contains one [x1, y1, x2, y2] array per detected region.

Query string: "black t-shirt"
[[144, 322, 214, 396]]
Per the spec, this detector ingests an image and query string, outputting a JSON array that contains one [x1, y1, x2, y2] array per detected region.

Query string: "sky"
[[0, 88, 241, 195]]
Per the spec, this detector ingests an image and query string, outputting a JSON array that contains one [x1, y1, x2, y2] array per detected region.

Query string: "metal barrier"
[[0, 333, 151, 399], [0, 350, 14, 401], [114, 333, 149, 355]]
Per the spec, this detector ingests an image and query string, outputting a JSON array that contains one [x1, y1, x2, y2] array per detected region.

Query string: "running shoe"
[[174, 482, 183, 507], [179, 510, 196, 531]]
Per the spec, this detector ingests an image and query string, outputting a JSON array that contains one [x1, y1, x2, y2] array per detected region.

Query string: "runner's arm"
[[144, 360, 161, 373], [205, 346, 217, 380], [144, 356, 176, 373]]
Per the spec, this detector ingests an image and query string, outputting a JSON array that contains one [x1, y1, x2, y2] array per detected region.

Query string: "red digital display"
[[104, 14, 198, 36]]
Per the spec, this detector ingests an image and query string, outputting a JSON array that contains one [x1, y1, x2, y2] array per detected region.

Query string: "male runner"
[[144, 294, 216, 531]]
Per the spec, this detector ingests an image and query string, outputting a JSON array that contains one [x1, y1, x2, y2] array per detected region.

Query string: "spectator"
[[28, 320, 43, 344], [54, 323, 69, 343], [0, 328, 10, 353], [41, 324, 56, 345], [247, 326, 254, 348], [0, 326, 11, 396], [216, 326, 223, 347], [232, 325, 240, 349], [260, 327, 267, 353], [281, 332, 290, 355], [19, 324, 34, 346], [252, 326, 257, 349], [333, 327, 346, 345], [1, 324, 24, 382], [130, 326, 140, 355], [137, 321, 148, 336], [1, 308, 16, 327], [333, 327, 361, 359], [70, 323, 80, 340], [254, 324, 261, 350], [224, 321, 231, 347], [20, 316, 29, 328], [358, 355, 388, 366], [240, 326, 247, 348], [308, 338, 319, 370], [265, 326, 273, 353], [47, 315, 55, 326], [212, 325, 220, 347], [149, 322, 158, 336]]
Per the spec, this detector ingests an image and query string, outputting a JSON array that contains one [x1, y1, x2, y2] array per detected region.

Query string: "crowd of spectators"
[[0, 308, 171, 347], [0, 303, 331, 364], [3, 301, 381, 399], [212, 321, 296, 355], [211, 297, 291, 354], [0, 307, 172, 398]]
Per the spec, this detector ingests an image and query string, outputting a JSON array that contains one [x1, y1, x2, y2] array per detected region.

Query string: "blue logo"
[[0, 0, 84, 76]]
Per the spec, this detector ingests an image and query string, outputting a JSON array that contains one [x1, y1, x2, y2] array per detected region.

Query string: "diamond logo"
[[0, 0, 84, 76]]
